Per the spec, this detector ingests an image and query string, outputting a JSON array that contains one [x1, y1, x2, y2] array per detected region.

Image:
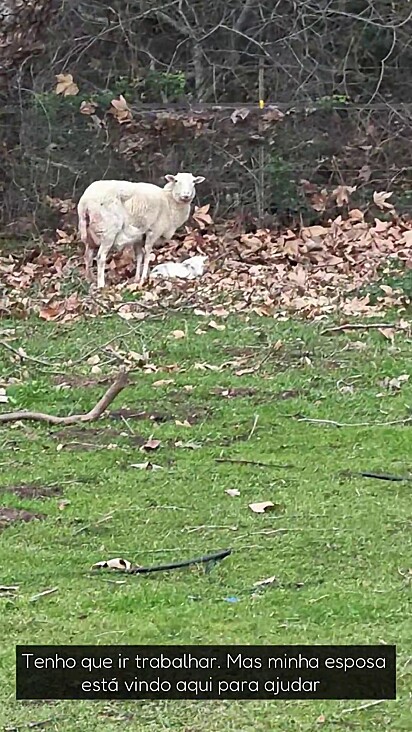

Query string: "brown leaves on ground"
[[1, 192, 412, 322], [109, 95, 133, 124], [54, 73, 79, 96], [249, 501, 276, 514]]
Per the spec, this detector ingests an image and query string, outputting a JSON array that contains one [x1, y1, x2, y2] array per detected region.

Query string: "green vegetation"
[[0, 313, 411, 730]]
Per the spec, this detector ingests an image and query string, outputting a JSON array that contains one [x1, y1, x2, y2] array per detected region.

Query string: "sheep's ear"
[[193, 176, 205, 184], [165, 174, 176, 183]]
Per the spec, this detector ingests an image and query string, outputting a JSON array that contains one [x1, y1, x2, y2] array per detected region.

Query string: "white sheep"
[[77, 173, 205, 289]]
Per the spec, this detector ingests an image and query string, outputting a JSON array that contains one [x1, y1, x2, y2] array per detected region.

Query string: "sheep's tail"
[[77, 199, 90, 242]]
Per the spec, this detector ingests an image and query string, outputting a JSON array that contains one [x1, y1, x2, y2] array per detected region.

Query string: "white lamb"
[[77, 173, 205, 289]]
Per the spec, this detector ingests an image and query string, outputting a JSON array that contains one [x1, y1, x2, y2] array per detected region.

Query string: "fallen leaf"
[[380, 374, 409, 391], [302, 225, 329, 238], [55, 73, 79, 96], [235, 367, 257, 376], [171, 330, 185, 339], [87, 354, 100, 365], [225, 489, 240, 497], [253, 575, 277, 587], [332, 185, 356, 207], [348, 208, 364, 222], [175, 440, 202, 449], [378, 327, 395, 342], [91, 558, 133, 571], [401, 230, 412, 246], [140, 438, 161, 452], [130, 462, 163, 471], [91, 364, 102, 375], [80, 100, 98, 115], [110, 95, 132, 123], [193, 204, 213, 227], [373, 190, 394, 211], [0, 387, 9, 403], [208, 320, 226, 331], [249, 501, 276, 514], [58, 499, 71, 510], [175, 419, 191, 427], [231, 107, 250, 124], [152, 379, 175, 387]]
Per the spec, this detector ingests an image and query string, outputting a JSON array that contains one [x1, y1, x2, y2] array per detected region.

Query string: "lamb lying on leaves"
[[77, 172, 205, 288]]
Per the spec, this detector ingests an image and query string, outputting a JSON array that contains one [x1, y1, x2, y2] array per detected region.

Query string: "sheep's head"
[[165, 172, 205, 204]]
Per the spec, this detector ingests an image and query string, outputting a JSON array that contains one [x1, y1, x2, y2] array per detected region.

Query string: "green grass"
[[0, 313, 411, 730]]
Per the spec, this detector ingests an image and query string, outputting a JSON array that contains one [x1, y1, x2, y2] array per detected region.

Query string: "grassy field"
[[0, 312, 411, 731]]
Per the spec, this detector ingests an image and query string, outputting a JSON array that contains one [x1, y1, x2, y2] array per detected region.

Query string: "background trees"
[[1, 1, 412, 229]]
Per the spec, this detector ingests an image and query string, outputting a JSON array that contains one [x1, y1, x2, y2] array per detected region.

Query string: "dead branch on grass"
[[296, 415, 412, 427], [215, 458, 294, 468], [320, 323, 403, 335], [0, 370, 128, 425], [0, 339, 56, 367]]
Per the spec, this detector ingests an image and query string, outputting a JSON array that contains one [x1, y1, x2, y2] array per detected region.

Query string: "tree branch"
[[0, 369, 128, 424]]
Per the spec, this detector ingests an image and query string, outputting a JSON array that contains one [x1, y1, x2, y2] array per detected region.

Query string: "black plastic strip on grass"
[[344, 471, 412, 482], [127, 548, 232, 575]]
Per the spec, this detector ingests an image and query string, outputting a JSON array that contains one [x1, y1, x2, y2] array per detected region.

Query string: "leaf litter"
[[1, 193, 412, 321]]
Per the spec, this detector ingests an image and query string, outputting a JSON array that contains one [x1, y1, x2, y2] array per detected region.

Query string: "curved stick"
[[0, 370, 128, 425]]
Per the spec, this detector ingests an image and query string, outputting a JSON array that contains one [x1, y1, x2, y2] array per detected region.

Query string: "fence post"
[[257, 57, 265, 221]]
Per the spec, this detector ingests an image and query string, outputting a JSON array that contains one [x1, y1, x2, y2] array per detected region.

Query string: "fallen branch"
[[29, 587, 58, 602], [0, 339, 56, 367], [0, 370, 128, 425], [128, 548, 232, 574], [296, 416, 412, 428], [321, 323, 402, 335], [339, 699, 386, 714], [215, 458, 293, 468]]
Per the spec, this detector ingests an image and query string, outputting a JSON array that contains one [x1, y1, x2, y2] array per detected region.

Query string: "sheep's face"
[[165, 172, 205, 204]]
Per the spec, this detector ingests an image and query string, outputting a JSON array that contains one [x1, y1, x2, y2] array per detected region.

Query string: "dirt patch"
[[273, 389, 304, 400], [109, 408, 166, 422], [53, 374, 112, 388], [0, 484, 62, 499], [0, 507, 45, 529], [110, 405, 208, 425], [53, 426, 121, 441], [211, 387, 258, 398]]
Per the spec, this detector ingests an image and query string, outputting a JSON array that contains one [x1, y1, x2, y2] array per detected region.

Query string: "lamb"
[[77, 173, 205, 289]]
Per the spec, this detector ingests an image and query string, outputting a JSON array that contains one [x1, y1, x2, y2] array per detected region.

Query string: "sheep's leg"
[[133, 234, 145, 283], [84, 242, 94, 283], [96, 239, 113, 289], [139, 231, 156, 286]]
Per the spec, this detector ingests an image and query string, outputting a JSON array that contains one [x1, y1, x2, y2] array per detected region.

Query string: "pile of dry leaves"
[[0, 193, 411, 323]]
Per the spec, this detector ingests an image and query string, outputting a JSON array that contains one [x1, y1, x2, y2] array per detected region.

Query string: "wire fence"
[[1, 94, 411, 234]]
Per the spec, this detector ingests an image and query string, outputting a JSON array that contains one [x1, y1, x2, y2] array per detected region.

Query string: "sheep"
[[77, 173, 205, 289]]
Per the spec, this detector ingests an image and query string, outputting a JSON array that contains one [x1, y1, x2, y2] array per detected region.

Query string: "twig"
[[215, 458, 294, 468], [339, 699, 386, 714], [5, 721, 54, 732], [0, 340, 55, 367], [248, 414, 259, 440], [0, 370, 128, 425], [184, 525, 238, 534], [127, 548, 231, 574], [321, 323, 402, 335], [296, 415, 412, 427], [73, 513, 114, 535], [29, 587, 58, 602]]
